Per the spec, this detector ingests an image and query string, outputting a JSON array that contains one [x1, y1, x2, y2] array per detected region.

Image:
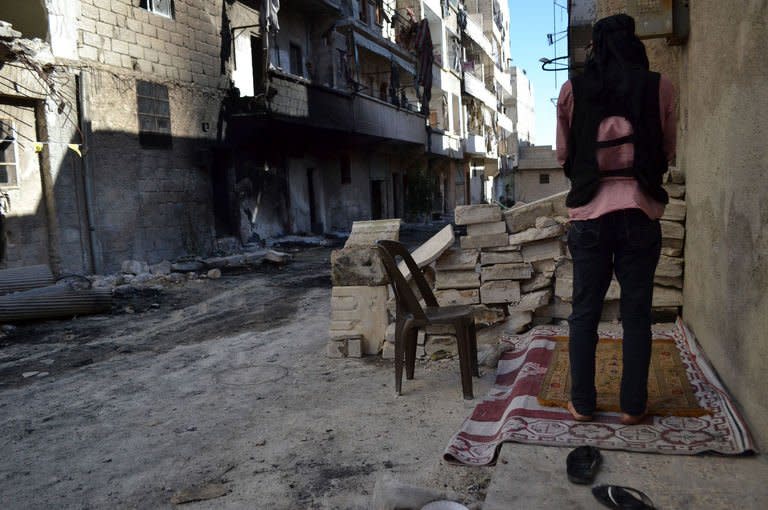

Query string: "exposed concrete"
[[679, 0, 768, 449]]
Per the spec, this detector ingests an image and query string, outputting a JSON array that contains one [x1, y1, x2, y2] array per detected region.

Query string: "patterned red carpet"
[[444, 320, 755, 466]]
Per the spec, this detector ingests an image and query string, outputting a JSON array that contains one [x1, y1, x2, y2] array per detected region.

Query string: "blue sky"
[[507, 1, 569, 147]]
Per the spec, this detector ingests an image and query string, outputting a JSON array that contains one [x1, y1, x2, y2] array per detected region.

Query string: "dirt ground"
[[0, 233, 499, 509]]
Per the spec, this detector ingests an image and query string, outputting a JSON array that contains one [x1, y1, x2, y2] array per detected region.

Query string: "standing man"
[[555, 14, 676, 424]]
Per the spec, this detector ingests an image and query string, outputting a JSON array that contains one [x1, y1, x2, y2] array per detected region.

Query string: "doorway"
[[371, 179, 384, 220]]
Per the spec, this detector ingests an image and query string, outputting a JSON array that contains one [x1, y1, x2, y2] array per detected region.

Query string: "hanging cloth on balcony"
[[414, 20, 433, 115]]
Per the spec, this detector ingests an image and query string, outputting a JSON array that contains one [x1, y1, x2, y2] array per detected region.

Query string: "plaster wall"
[[514, 169, 569, 204], [679, 0, 768, 449]]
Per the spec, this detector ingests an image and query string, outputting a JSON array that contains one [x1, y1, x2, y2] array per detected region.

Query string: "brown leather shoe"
[[620, 411, 647, 425], [567, 401, 593, 422]]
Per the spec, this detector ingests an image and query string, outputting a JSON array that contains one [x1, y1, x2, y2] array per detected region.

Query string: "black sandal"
[[566, 445, 602, 484], [592, 485, 656, 509]]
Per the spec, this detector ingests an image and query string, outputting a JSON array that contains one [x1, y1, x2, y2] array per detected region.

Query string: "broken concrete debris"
[[329, 183, 687, 364]]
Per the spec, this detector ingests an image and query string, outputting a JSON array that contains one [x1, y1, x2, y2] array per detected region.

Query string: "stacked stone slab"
[[327, 219, 401, 357], [654, 168, 687, 312]]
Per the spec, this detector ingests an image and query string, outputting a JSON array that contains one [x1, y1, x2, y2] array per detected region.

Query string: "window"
[[140, 0, 174, 18], [0, 120, 18, 187], [136, 81, 172, 149], [539, 173, 550, 184], [358, 0, 369, 23], [289, 43, 303, 77], [340, 156, 351, 184]]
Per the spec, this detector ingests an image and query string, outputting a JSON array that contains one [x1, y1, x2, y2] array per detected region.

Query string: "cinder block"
[[661, 220, 684, 240], [521, 239, 563, 262], [435, 270, 480, 290], [480, 250, 522, 266], [436, 248, 479, 271], [434, 288, 480, 306], [480, 280, 521, 304], [662, 198, 686, 222], [454, 204, 502, 225], [460, 233, 509, 249], [481, 263, 533, 282], [329, 286, 388, 355], [467, 221, 507, 236]]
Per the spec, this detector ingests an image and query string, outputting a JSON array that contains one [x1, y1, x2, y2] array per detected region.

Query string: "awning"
[[353, 32, 416, 76]]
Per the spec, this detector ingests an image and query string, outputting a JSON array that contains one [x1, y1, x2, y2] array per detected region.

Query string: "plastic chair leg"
[[455, 320, 474, 399], [405, 326, 418, 380], [394, 321, 405, 396]]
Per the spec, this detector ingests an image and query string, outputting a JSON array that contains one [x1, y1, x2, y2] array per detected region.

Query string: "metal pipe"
[[0, 265, 54, 295], [76, 71, 100, 274], [0, 285, 111, 322]]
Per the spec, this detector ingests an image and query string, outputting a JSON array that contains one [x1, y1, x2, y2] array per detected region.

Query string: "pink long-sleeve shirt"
[[556, 76, 676, 220]]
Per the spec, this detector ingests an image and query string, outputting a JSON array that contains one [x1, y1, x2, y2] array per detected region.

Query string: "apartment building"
[[1, 0, 525, 272], [0, 0, 228, 273]]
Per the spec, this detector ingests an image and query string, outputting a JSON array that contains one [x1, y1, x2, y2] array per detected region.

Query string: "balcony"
[[463, 72, 497, 110], [429, 130, 463, 159], [497, 111, 514, 134], [464, 134, 486, 155], [494, 66, 513, 98], [464, 14, 494, 59], [432, 65, 462, 95], [228, 71, 426, 146]]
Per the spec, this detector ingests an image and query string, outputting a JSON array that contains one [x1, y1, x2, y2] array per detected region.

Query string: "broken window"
[[140, 0, 174, 19], [289, 43, 303, 77], [0, 119, 18, 187], [539, 173, 550, 184], [358, 0, 369, 24], [136, 81, 172, 149]]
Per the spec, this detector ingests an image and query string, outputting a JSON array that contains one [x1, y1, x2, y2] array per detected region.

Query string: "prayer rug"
[[537, 337, 708, 417], [444, 319, 755, 466]]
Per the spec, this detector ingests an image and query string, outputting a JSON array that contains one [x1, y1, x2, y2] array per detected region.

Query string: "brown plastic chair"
[[376, 240, 479, 399]]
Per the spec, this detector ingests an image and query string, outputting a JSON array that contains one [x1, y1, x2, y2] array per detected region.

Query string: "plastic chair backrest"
[[376, 240, 438, 321]]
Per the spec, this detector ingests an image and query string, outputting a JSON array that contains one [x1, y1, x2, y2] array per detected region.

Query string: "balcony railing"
[[463, 72, 497, 110]]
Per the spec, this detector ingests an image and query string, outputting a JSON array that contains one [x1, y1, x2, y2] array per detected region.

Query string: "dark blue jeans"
[[567, 208, 661, 416]]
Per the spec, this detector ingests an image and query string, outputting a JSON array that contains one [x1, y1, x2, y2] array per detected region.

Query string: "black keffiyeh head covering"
[[584, 14, 649, 100]]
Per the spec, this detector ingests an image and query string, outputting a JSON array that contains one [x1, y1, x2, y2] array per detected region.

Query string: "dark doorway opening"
[[307, 168, 322, 234], [371, 179, 384, 220]]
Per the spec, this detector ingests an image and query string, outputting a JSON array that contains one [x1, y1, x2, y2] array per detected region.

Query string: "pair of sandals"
[[566, 446, 656, 509]]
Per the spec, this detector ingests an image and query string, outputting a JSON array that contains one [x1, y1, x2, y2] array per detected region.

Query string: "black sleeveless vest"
[[564, 70, 669, 208]]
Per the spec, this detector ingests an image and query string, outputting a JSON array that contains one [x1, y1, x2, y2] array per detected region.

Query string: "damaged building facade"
[[1, 0, 528, 272]]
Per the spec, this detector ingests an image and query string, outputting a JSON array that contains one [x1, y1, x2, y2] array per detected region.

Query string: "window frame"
[[140, 0, 175, 19], [539, 173, 550, 184], [0, 119, 19, 189], [136, 80, 173, 149], [289, 43, 303, 77]]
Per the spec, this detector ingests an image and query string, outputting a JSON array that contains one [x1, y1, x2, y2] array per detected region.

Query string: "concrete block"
[[425, 324, 454, 335], [656, 255, 683, 278], [556, 259, 574, 279], [460, 232, 509, 249], [521, 239, 563, 262], [663, 183, 686, 199], [344, 219, 401, 248], [661, 220, 685, 240], [435, 270, 480, 290], [480, 280, 521, 304], [655, 275, 683, 288], [508, 311, 533, 333], [484, 244, 523, 253], [503, 200, 554, 233], [397, 224, 454, 280], [385, 322, 395, 344], [662, 199, 687, 222], [532, 259, 557, 276], [122, 260, 149, 275], [509, 289, 552, 312], [434, 288, 480, 306], [535, 217, 559, 229], [669, 167, 685, 184], [331, 246, 388, 286], [326, 338, 347, 358], [467, 221, 507, 236], [471, 304, 507, 326], [520, 273, 553, 293], [329, 286, 389, 355], [653, 286, 683, 307], [508, 224, 564, 247], [555, 277, 620, 302], [425, 335, 458, 357], [661, 246, 683, 257], [454, 204, 502, 225], [480, 250, 523, 266], [532, 297, 572, 320], [481, 263, 533, 281], [662, 237, 683, 251], [381, 341, 395, 360], [347, 336, 363, 358], [436, 248, 479, 271]]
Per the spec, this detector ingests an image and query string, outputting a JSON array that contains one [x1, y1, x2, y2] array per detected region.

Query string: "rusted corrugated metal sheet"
[[0, 285, 111, 322], [0, 265, 55, 296]]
